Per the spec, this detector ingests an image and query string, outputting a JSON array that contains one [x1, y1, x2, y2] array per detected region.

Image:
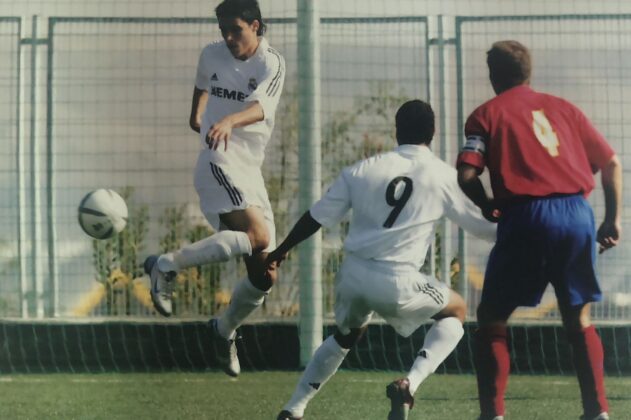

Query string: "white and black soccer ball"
[[78, 189, 128, 239]]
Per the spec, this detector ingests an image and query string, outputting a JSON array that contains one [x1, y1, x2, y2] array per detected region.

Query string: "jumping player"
[[457, 40, 622, 420], [269, 100, 496, 420], [144, 0, 285, 377]]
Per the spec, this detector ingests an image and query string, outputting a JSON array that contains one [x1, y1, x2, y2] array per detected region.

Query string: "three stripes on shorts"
[[418, 283, 444, 305], [209, 162, 243, 206]]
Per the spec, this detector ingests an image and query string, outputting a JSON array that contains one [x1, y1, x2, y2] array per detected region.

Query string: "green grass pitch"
[[1, 371, 629, 419]]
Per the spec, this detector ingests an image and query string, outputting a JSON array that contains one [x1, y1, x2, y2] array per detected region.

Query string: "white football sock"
[[157, 230, 252, 272], [216, 277, 268, 340], [284, 335, 349, 417], [407, 317, 464, 394]]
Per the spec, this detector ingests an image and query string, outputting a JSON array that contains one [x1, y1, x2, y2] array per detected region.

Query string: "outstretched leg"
[[145, 207, 266, 317]]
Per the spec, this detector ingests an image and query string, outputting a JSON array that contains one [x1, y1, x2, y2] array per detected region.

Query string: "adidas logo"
[[309, 382, 321, 390], [211, 73, 218, 81]]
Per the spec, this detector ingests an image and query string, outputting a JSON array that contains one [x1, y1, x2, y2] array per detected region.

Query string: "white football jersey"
[[310, 144, 496, 270], [195, 37, 285, 167]]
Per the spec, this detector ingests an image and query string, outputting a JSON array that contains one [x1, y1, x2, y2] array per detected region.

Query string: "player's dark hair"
[[487, 40, 531, 93], [395, 100, 435, 145], [215, 0, 267, 36]]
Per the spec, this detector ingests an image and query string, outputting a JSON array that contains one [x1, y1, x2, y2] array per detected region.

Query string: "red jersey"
[[456, 85, 614, 204]]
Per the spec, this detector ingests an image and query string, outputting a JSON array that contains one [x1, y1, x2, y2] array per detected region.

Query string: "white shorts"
[[335, 254, 450, 338], [193, 149, 276, 251]]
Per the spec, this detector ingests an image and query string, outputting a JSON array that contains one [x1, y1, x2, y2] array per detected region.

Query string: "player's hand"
[[481, 201, 500, 223], [266, 249, 288, 268], [206, 117, 234, 151], [597, 219, 621, 253]]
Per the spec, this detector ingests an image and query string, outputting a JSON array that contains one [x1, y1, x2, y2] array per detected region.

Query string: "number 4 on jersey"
[[532, 109, 560, 157]]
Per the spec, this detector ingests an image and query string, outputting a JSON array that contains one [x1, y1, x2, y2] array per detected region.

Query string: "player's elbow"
[[248, 227, 271, 255], [606, 154, 622, 172], [245, 100, 265, 123], [189, 118, 201, 133], [601, 154, 622, 184], [457, 165, 478, 189]]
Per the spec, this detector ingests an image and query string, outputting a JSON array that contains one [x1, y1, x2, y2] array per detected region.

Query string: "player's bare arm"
[[207, 101, 265, 151], [266, 211, 322, 268], [189, 87, 208, 133], [457, 163, 499, 222], [597, 154, 623, 253]]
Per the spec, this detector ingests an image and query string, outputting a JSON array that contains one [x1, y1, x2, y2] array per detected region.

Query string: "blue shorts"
[[482, 194, 602, 312]]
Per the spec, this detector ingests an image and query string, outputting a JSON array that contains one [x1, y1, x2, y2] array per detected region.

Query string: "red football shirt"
[[457, 85, 614, 204]]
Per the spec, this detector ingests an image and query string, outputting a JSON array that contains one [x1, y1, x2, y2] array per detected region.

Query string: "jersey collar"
[[257, 37, 269, 53], [248, 37, 269, 62], [395, 144, 432, 158], [500, 84, 532, 96], [225, 37, 268, 63]]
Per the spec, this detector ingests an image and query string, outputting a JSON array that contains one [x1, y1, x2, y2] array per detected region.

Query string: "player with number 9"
[[456, 40, 622, 420], [269, 100, 496, 420]]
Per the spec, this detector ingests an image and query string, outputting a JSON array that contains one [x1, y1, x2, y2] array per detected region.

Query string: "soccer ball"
[[78, 189, 128, 239]]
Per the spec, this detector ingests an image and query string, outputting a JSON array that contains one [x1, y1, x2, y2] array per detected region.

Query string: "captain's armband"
[[462, 135, 487, 155]]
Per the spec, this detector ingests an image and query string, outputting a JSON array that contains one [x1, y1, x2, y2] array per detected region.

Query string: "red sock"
[[474, 325, 510, 417], [568, 325, 609, 417]]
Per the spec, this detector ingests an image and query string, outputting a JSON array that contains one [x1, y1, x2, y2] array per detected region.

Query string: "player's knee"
[[476, 301, 513, 326], [476, 303, 493, 325], [559, 303, 591, 332], [453, 307, 466, 323], [247, 226, 270, 254], [334, 327, 366, 349], [450, 292, 467, 322], [434, 291, 467, 323]]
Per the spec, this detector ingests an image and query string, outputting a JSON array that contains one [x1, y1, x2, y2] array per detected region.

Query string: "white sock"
[[407, 317, 464, 394], [216, 278, 268, 339], [157, 230, 252, 272], [284, 335, 349, 417]]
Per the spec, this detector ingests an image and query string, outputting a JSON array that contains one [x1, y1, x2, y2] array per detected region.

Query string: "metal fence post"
[[297, 0, 323, 366]]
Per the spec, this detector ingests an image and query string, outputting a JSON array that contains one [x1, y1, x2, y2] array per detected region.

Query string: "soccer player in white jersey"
[[269, 100, 496, 420], [143, 0, 285, 377]]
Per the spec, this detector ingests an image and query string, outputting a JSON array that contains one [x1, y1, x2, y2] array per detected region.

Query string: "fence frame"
[[0, 17, 24, 316]]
